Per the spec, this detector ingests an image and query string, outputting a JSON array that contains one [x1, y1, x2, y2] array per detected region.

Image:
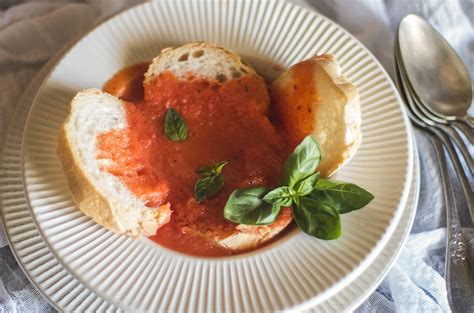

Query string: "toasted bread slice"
[[144, 42, 270, 114], [57, 89, 171, 237], [271, 54, 361, 177]]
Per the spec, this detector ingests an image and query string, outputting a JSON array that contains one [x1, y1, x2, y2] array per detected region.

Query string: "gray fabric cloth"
[[0, 247, 55, 312], [0, 0, 472, 312]]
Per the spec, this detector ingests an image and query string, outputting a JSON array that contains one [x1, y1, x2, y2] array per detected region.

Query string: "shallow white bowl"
[[21, 0, 413, 311]]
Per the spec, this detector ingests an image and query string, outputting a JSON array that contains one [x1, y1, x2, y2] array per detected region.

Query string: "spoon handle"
[[453, 120, 474, 145], [461, 116, 474, 128], [431, 134, 474, 313], [431, 128, 474, 223], [438, 125, 473, 175]]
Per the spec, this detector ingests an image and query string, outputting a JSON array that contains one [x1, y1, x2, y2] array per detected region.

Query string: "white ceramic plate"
[[21, 0, 413, 311], [3, 45, 417, 313]]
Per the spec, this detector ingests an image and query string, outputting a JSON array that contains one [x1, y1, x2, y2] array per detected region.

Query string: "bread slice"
[[144, 43, 291, 251], [271, 54, 361, 177], [218, 207, 293, 251], [144, 42, 270, 114], [57, 89, 171, 237]]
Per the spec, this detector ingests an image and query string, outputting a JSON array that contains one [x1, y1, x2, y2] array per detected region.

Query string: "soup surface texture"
[[99, 63, 294, 256]]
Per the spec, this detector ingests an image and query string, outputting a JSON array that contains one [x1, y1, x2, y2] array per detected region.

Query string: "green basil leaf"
[[224, 187, 282, 225], [194, 161, 228, 202], [164, 108, 188, 142], [293, 196, 341, 240], [212, 161, 228, 174], [294, 172, 320, 196], [196, 161, 228, 176], [281, 135, 321, 188], [262, 186, 294, 207], [196, 167, 213, 176], [194, 175, 224, 203], [311, 179, 374, 214]]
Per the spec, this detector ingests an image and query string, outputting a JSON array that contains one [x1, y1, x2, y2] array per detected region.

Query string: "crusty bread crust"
[[271, 54, 361, 177], [58, 123, 124, 234], [145, 42, 258, 83]]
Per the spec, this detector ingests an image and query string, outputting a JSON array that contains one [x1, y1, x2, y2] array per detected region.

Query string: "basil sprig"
[[194, 161, 228, 203], [224, 135, 374, 240], [164, 108, 188, 142]]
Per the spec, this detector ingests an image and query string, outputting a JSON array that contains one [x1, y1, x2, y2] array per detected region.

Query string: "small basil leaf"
[[281, 135, 321, 188], [164, 108, 188, 142], [294, 172, 320, 196], [293, 197, 341, 240], [312, 179, 374, 214], [262, 186, 294, 207], [224, 187, 282, 225], [194, 175, 224, 203], [196, 167, 213, 176], [212, 161, 228, 175]]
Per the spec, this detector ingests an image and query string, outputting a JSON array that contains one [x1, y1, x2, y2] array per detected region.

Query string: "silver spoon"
[[394, 42, 474, 223], [395, 42, 473, 174], [398, 14, 474, 139], [394, 56, 474, 312]]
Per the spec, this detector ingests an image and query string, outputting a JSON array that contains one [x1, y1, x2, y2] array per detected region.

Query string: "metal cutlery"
[[395, 15, 474, 312], [397, 15, 473, 222]]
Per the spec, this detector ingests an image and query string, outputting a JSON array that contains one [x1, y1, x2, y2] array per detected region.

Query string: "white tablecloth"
[[0, 0, 472, 312]]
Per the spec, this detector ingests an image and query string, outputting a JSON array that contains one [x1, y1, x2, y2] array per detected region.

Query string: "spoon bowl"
[[398, 14, 472, 120]]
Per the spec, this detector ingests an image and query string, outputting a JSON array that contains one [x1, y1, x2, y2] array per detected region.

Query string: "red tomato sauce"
[[100, 63, 291, 256]]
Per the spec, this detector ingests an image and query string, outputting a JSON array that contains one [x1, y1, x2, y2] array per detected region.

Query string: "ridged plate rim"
[[20, 0, 413, 311]]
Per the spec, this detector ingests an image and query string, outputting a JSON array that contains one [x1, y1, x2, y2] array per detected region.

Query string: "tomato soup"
[[99, 63, 291, 256]]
